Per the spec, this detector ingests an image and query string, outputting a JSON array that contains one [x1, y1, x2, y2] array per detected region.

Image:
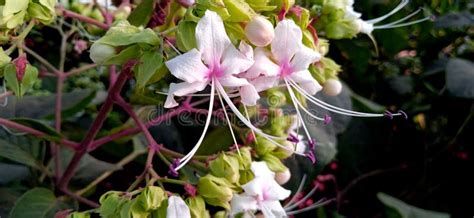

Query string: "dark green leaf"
[[0, 139, 44, 171], [434, 11, 474, 29], [9, 188, 58, 218], [196, 127, 233, 155], [104, 45, 143, 65], [176, 21, 197, 52], [0, 163, 29, 185], [377, 192, 451, 218], [128, 0, 155, 27]]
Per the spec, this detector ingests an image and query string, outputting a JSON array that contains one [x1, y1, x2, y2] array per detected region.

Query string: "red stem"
[[0, 118, 78, 148], [57, 61, 136, 190], [59, 8, 110, 30], [53, 74, 66, 182]]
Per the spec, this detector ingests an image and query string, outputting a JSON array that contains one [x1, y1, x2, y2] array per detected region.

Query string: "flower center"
[[279, 61, 293, 78], [206, 62, 224, 79]]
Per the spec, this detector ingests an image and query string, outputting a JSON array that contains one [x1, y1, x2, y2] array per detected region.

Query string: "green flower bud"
[[89, 42, 117, 64], [266, 89, 287, 107], [261, 154, 287, 172], [213, 211, 228, 218], [231, 147, 252, 170], [114, 5, 132, 20], [209, 152, 240, 183], [186, 196, 210, 218], [238, 169, 255, 185], [197, 175, 234, 209], [317, 39, 330, 56], [272, 141, 295, 159], [67, 212, 91, 218], [98, 191, 128, 218], [254, 136, 277, 156], [135, 186, 167, 211]]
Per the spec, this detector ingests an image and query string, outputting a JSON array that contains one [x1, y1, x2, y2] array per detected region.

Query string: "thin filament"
[[366, 0, 410, 24]]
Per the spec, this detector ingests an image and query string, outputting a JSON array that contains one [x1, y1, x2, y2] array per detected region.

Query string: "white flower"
[[167, 196, 191, 218], [230, 162, 291, 218], [164, 10, 253, 171]]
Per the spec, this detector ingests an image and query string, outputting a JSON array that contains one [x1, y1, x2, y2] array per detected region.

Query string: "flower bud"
[[209, 153, 240, 184], [238, 169, 255, 185], [245, 16, 274, 47], [89, 42, 116, 64], [272, 141, 295, 159], [186, 196, 209, 218], [254, 136, 277, 156], [231, 147, 252, 170], [136, 186, 166, 211], [275, 168, 291, 185], [323, 79, 342, 96], [114, 5, 132, 20], [197, 175, 234, 209], [177, 0, 195, 7], [261, 154, 287, 172]]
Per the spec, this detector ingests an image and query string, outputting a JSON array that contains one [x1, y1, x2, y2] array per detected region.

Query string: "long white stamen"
[[215, 82, 304, 155], [286, 199, 334, 215], [216, 88, 242, 157], [288, 80, 403, 118], [284, 174, 307, 207], [284, 80, 313, 142], [366, 0, 410, 24], [156, 90, 240, 97], [374, 16, 433, 29], [176, 79, 215, 170], [374, 8, 423, 28], [285, 183, 319, 211]]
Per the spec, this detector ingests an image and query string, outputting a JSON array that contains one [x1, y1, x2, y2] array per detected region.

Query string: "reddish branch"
[[57, 7, 110, 30]]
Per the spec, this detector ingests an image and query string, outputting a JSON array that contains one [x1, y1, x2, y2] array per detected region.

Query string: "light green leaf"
[[176, 21, 197, 52], [135, 51, 163, 88], [222, 0, 255, 22], [104, 44, 143, 65], [0, 47, 11, 68], [9, 188, 57, 218], [4, 64, 19, 95], [99, 24, 160, 46], [39, 0, 56, 13], [377, 192, 451, 218], [19, 65, 39, 96], [27, 2, 55, 24]]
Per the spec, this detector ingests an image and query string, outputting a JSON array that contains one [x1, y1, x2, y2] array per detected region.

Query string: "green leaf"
[[0, 139, 44, 171], [377, 193, 451, 218], [176, 21, 197, 52], [0, 47, 11, 68], [197, 127, 233, 155], [28, 2, 55, 24], [20, 65, 39, 96], [99, 23, 160, 46], [446, 58, 474, 98], [135, 51, 164, 88], [104, 44, 143, 65], [127, 0, 155, 27], [39, 0, 56, 12], [222, 0, 255, 22], [4, 64, 20, 96], [9, 188, 57, 218]]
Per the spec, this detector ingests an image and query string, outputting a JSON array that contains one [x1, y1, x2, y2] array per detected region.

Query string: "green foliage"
[[377, 193, 450, 218], [9, 188, 59, 218], [127, 0, 155, 27]]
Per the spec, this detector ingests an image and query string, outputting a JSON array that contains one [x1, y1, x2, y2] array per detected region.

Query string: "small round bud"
[[177, 0, 195, 7], [89, 43, 116, 64], [323, 79, 343, 96], [275, 168, 291, 185], [245, 16, 274, 47]]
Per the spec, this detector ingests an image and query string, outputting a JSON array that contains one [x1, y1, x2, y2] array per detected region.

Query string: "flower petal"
[[289, 70, 322, 95], [245, 48, 280, 79], [230, 194, 258, 216], [259, 200, 287, 218], [239, 41, 254, 59], [165, 49, 209, 83], [218, 75, 249, 87], [165, 81, 208, 108], [251, 76, 279, 92], [221, 45, 254, 75], [241, 177, 265, 198], [265, 180, 292, 200], [271, 19, 303, 63], [195, 10, 231, 67], [290, 46, 321, 72], [240, 84, 260, 106], [167, 196, 191, 218], [251, 161, 275, 178]]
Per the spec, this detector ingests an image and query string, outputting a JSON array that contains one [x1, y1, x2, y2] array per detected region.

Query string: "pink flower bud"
[[245, 16, 274, 47], [12, 54, 28, 82], [323, 79, 342, 96], [74, 40, 88, 55], [275, 168, 291, 185], [177, 0, 194, 7]]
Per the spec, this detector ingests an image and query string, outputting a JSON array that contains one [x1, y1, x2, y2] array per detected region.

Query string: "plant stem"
[[66, 63, 98, 77], [23, 46, 60, 74], [0, 118, 78, 148], [58, 7, 110, 30], [58, 61, 136, 190], [61, 188, 100, 208]]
